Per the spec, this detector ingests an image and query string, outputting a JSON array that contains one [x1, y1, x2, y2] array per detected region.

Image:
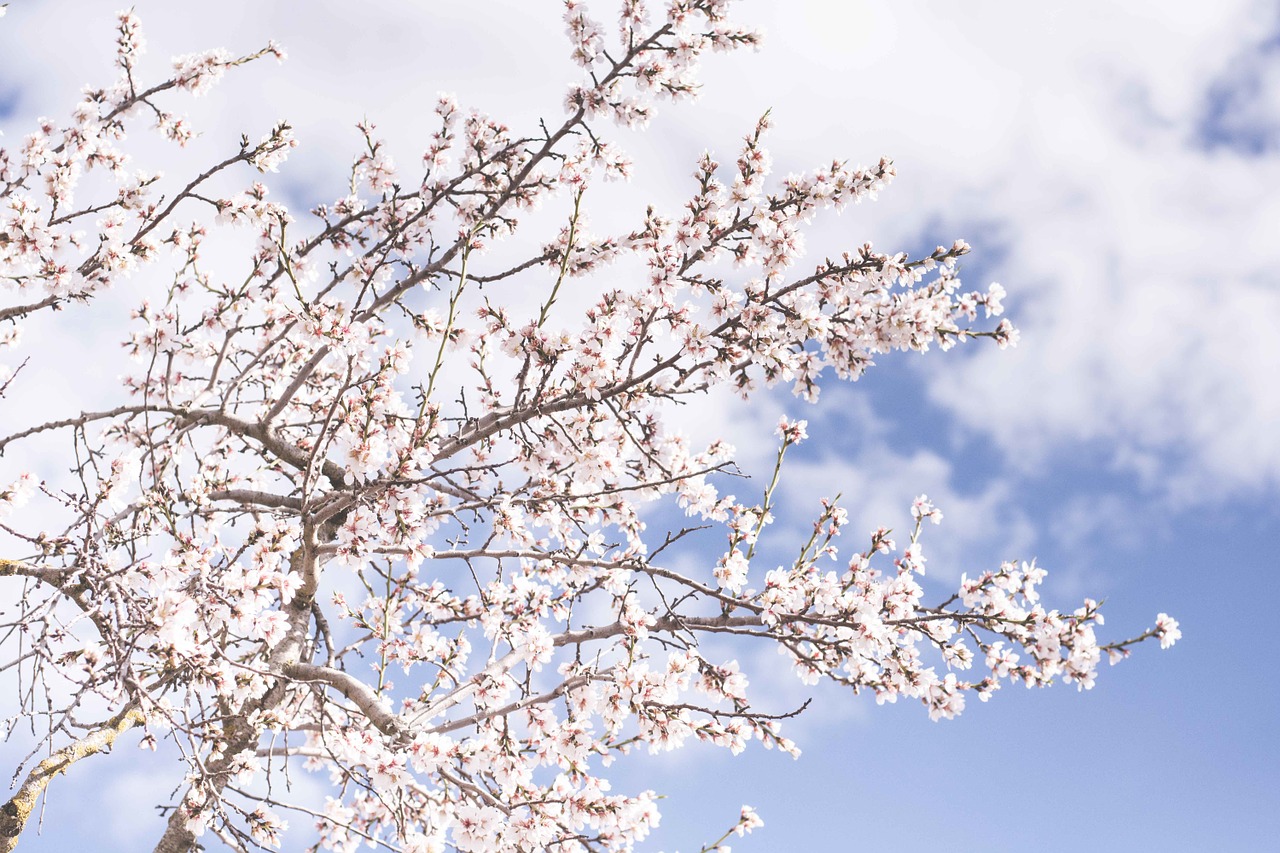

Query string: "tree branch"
[[0, 706, 144, 851]]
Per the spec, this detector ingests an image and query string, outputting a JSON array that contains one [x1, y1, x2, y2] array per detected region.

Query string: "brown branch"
[[281, 662, 406, 738], [205, 490, 304, 511]]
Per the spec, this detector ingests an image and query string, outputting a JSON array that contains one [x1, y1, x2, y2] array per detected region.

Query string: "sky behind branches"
[[1, 1, 1277, 850]]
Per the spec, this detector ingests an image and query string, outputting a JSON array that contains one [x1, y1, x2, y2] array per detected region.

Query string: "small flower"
[[734, 805, 764, 836], [775, 416, 808, 445], [910, 494, 943, 524], [249, 122, 297, 172], [714, 549, 750, 593], [992, 317, 1020, 349], [172, 48, 232, 96], [1154, 613, 1181, 649]]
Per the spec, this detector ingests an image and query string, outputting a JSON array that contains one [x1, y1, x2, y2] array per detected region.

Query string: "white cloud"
[[777, 1, 1280, 502], [683, 0, 1280, 505], [923, 114, 1280, 500]]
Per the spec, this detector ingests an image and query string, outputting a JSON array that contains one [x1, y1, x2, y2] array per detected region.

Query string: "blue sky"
[[1, 1, 1277, 850]]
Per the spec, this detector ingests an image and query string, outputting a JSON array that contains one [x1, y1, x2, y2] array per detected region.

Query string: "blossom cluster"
[[0, 3, 1175, 852]]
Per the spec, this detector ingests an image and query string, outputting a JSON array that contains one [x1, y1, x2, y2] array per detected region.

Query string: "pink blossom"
[[0, 6, 1176, 851]]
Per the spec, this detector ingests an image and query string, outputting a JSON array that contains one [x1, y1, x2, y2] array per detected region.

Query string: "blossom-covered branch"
[[0, 3, 1175, 852]]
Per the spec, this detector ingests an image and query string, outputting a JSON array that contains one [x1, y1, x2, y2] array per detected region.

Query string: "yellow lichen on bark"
[[0, 707, 143, 852]]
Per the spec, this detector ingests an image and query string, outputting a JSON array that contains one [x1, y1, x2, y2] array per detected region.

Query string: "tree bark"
[[0, 707, 143, 852]]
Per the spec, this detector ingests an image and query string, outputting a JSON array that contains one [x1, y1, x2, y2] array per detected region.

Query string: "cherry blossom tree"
[[0, 3, 1179, 851]]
